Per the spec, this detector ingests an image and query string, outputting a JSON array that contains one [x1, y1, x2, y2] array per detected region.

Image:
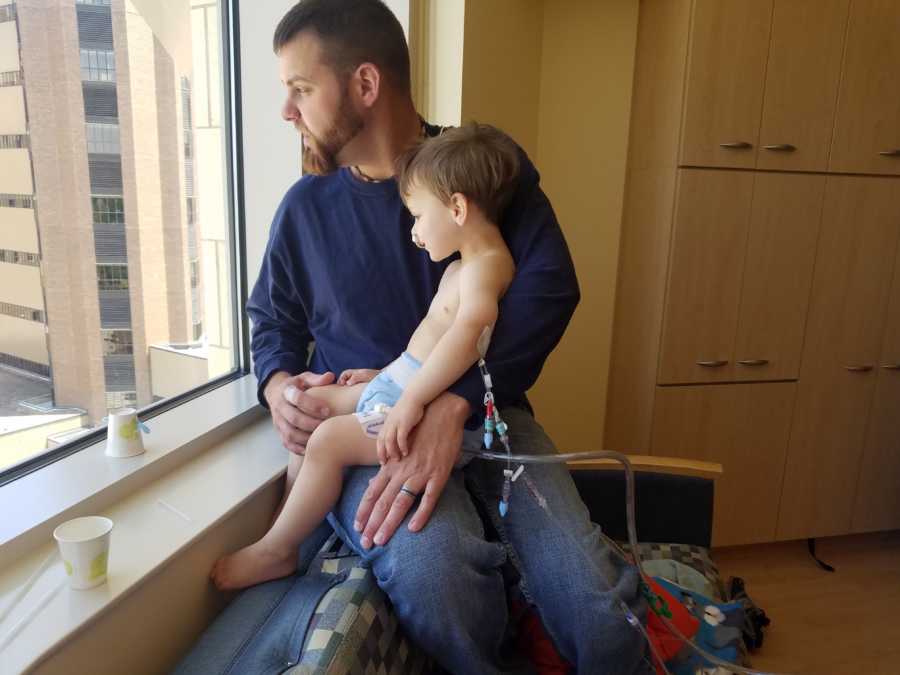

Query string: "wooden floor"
[[712, 531, 900, 675]]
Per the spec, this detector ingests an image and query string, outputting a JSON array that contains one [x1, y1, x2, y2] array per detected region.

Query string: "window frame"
[[0, 0, 250, 489]]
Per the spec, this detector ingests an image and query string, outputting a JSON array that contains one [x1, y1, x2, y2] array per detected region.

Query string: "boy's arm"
[[378, 256, 511, 458], [446, 179, 580, 414]]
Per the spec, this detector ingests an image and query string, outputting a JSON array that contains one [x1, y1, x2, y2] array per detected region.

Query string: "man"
[[248, 1, 648, 672]]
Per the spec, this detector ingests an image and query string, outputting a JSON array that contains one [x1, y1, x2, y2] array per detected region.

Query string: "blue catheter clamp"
[[479, 357, 517, 517]]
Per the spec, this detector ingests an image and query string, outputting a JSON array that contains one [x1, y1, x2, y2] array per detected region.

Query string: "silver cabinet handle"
[[737, 359, 769, 366], [878, 149, 900, 157], [697, 360, 728, 367], [845, 365, 874, 372], [719, 142, 753, 149], [763, 144, 796, 152], [882, 363, 900, 370]]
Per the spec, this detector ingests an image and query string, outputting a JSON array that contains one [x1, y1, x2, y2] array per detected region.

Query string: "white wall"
[[237, 0, 301, 288]]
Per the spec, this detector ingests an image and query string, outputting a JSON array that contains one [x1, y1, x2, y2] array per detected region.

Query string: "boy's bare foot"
[[210, 540, 298, 591]]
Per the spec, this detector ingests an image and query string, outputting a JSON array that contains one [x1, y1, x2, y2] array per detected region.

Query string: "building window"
[[0, 194, 34, 209], [105, 391, 137, 410], [0, 301, 45, 323], [0, 69, 23, 87], [76, 0, 112, 5], [0, 352, 49, 377], [0, 249, 40, 266], [92, 196, 125, 224], [80, 49, 116, 82], [0, 134, 28, 149], [97, 263, 129, 291], [190, 259, 200, 289], [86, 122, 120, 154], [101, 329, 133, 355], [0, 4, 16, 23]]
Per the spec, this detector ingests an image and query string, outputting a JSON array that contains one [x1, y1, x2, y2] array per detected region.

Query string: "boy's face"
[[405, 185, 460, 262]]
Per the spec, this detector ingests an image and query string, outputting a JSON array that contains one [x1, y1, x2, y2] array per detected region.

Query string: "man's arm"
[[248, 196, 335, 453]]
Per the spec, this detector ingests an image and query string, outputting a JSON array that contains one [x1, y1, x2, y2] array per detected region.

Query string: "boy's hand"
[[377, 398, 424, 462], [338, 368, 379, 386]]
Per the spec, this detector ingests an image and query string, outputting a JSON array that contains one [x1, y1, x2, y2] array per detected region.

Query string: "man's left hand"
[[354, 391, 470, 549]]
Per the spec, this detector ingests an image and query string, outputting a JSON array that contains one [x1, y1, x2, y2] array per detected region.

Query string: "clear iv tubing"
[[473, 448, 791, 675]]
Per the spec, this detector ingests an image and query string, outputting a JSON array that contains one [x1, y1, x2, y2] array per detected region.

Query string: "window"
[[1, 0, 240, 479], [79, 49, 116, 82], [92, 196, 125, 224], [102, 329, 133, 355], [0, 249, 40, 266], [86, 122, 120, 154], [0, 134, 28, 148], [0, 70, 23, 86], [97, 263, 129, 291]]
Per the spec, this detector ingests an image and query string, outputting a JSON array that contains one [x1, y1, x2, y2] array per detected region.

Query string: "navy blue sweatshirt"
[[247, 136, 580, 421]]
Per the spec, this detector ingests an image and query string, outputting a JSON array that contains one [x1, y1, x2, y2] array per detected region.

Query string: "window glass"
[[0, 0, 237, 476]]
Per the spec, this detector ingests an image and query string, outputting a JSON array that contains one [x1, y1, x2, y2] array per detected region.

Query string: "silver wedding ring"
[[399, 486, 419, 499]]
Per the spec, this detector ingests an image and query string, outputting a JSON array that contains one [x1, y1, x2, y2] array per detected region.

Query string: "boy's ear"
[[450, 192, 468, 226]]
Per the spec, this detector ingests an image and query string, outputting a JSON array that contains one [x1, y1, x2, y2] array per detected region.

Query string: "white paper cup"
[[53, 516, 113, 590], [105, 407, 145, 458]]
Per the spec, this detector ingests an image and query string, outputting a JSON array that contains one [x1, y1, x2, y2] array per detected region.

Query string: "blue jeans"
[[327, 407, 650, 675]]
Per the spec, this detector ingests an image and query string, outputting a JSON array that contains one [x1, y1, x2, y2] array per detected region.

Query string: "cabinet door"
[[733, 173, 823, 381], [651, 382, 796, 546], [778, 177, 900, 540], [852, 243, 900, 533], [829, 0, 900, 175], [679, 0, 773, 169], [658, 170, 754, 384], [756, 0, 849, 171]]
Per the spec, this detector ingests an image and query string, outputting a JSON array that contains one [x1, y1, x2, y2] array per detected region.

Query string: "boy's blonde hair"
[[396, 123, 520, 223]]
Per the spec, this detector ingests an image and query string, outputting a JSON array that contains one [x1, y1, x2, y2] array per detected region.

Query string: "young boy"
[[211, 123, 520, 590]]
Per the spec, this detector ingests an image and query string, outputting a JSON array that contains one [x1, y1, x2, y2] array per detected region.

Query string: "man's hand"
[[377, 397, 424, 462], [338, 368, 379, 386], [354, 391, 470, 549], [263, 370, 336, 454]]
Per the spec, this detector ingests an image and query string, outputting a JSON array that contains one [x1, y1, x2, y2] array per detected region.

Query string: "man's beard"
[[300, 92, 364, 175]]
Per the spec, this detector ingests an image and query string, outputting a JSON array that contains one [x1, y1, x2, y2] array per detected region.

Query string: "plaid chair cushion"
[[285, 533, 432, 675]]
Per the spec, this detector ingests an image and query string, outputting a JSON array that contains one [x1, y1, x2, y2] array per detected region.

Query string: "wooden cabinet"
[[606, 0, 900, 544], [652, 382, 796, 546], [679, 0, 772, 169], [732, 172, 823, 381], [658, 170, 753, 384], [756, 0, 849, 171], [830, 0, 900, 175], [777, 177, 900, 540], [852, 243, 900, 533], [658, 170, 821, 385]]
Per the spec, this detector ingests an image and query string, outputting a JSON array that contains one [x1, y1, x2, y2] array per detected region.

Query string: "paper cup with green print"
[[53, 516, 113, 590], [105, 407, 145, 457]]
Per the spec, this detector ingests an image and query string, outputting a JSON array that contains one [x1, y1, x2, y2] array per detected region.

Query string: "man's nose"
[[281, 97, 299, 123]]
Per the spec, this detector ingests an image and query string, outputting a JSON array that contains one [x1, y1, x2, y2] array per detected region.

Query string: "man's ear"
[[353, 62, 381, 108], [449, 193, 468, 226]]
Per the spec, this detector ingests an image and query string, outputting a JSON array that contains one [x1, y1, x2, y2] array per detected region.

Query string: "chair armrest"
[[567, 455, 723, 480]]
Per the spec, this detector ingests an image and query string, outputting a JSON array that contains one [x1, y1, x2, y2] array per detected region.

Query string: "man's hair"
[[396, 123, 521, 224], [273, 0, 410, 92]]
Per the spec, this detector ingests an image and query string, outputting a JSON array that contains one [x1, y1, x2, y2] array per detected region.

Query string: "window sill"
[[0, 374, 287, 673]]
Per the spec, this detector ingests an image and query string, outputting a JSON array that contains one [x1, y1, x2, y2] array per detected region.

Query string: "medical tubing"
[[472, 448, 791, 675]]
